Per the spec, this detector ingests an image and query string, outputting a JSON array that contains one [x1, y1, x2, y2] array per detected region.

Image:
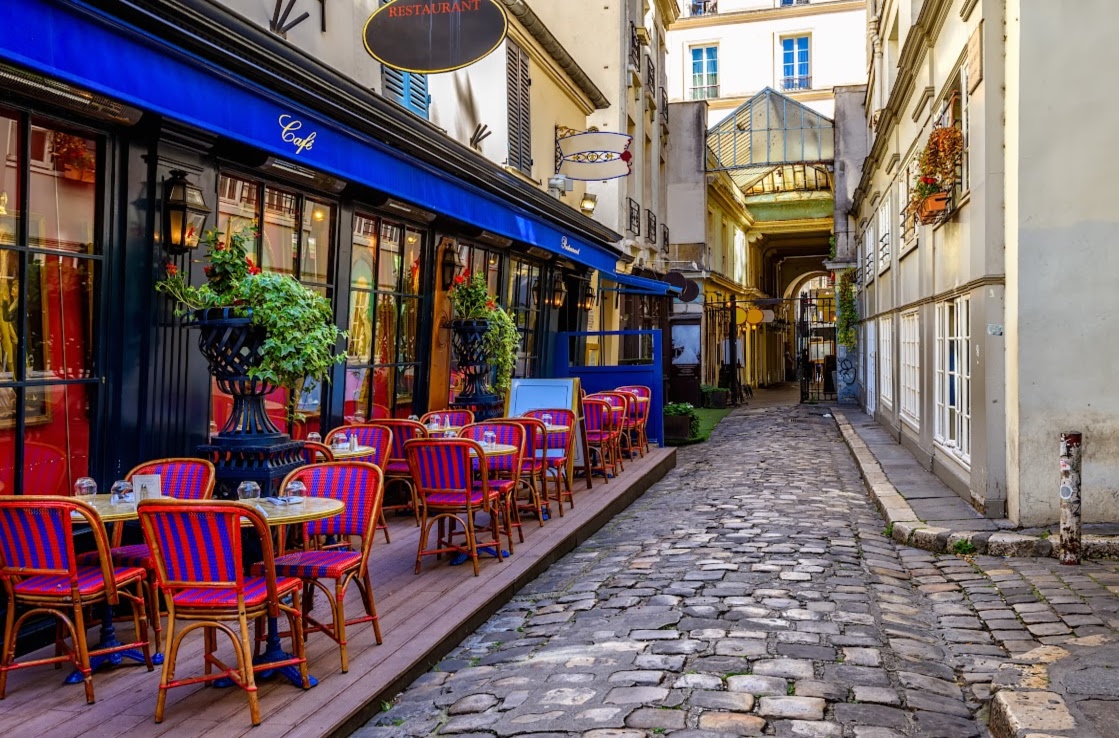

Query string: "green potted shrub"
[[701, 384, 729, 409], [446, 270, 519, 419], [663, 402, 699, 442]]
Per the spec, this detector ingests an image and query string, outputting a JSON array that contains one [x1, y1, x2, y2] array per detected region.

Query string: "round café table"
[[327, 444, 376, 460], [73, 495, 343, 689]]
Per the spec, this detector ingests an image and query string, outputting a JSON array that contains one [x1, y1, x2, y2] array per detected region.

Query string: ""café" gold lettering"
[[278, 114, 316, 155]]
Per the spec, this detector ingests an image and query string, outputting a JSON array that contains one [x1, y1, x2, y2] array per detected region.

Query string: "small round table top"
[[425, 425, 463, 434], [544, 424, 571, 433], [74, 495, 344, 526], [427, 439, 518, 457], [329, 444, 376, 460]]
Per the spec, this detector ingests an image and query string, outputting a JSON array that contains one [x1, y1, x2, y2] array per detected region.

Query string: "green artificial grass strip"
[[665, 407, 732, 446]]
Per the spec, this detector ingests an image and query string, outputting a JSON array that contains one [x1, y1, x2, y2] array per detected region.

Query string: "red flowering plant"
[[155, 222, 344, 398], [447, 269, 519, 395]]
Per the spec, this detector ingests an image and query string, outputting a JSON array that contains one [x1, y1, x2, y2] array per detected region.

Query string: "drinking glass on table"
[[541, 413, 553, 428], [306, 432, 322, 443], [429, 415, 442, 432], [74, 477, 97, 501], [444, 429, 456, 439], [284, 480, 306, 501], [237, 481, 261, 500], [110, 480, 134, 504], [483, 430, 496, 449]]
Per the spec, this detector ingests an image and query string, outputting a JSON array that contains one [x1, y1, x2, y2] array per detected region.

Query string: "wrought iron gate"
[[797, 296, 837, 403]]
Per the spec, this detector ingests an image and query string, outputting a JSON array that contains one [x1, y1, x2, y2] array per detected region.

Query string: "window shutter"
[[378, 0, 428, 118], [408, 73, 430, 119], [506, 41, 531, 174]]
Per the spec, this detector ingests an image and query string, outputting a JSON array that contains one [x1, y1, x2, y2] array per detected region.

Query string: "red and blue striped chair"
[[324, 424, 392, 542], [301, 441, 335, 465], [0, 496, 152, 704], [583, 398, 621, 481], [506, 417, 549, 526], [260, 462, 384, 672], [371, 420, 427, 526], [616, 385, 652, 456], [419, 409, 474, 430], [522, 408, 576, 516], [137, 498, 308, 726], [588, 392, 632, 468], [458, 421, 524, 550], [79, 458, 215, 653], [405, 439, 505, 577]]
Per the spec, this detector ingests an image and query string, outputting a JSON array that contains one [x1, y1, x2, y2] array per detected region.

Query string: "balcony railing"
[[646, 210, 657, 243], [781, 75, 812, 91], [645, 56, 656, 91], [686, 0, 717, 16], [660, 87, 668, 123], [629, 22, 640, 71], [627, 197, 641, 235], [661, 223, 669, 254]]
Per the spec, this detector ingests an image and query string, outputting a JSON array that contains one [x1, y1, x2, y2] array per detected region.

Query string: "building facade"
[[666, 0, 867, 125], [0, 0, 674, 500], [849, 0, 1119, 526]]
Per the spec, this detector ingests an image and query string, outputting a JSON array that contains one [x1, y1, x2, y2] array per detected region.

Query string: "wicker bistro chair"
[[301, 441, 335, 465], [0, 496, 153, 704], [457, 422, 525, 550], [505, 417, 549, 526], [370, 420, 428, 526], [405, 439, 506, 577], [78, 458, 216, 654], [522, 408, 576, 516], [582, 398, 622, 481], [254, 462, 385, 673], [613, 389, 643, 459], [325, 424, 392, 543], [137, 498, 309, 726], [616, 385, 652, 455], [420, 410, 475, 431], [588, 392, 633, 467]]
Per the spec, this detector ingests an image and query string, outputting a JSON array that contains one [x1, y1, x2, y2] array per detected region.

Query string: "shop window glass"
[[346, 212, 425, 418], [1, 111, 102, 496], [506, 257, 542, 379], [212, 174, 336, 437]]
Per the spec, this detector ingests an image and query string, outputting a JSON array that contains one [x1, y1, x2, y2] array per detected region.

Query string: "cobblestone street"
[[357, 401, 1119, 738]]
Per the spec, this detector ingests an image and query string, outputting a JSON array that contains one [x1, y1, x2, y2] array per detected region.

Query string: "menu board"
[[506, 378, 593, 489]]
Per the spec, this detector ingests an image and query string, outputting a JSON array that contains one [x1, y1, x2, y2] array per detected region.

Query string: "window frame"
[[689, 45, 719, 100], [934, 297, 971, 463], [780, 35, 811, 91], [899, 310, 920, 428], [506, 39, 532, 175], [878, 315, 893, 408]]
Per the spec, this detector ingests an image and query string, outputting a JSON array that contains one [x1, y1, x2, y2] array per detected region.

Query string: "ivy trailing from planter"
[[449, 270, 520, 396], [836, 268, 858, 350], [664, 402, 701, 438]]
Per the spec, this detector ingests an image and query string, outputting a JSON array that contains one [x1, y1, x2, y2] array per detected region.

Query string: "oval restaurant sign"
[[363, 0, 509, 75]]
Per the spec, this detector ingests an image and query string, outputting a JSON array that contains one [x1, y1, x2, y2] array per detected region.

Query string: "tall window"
[[863, 220, 875, 282], [379, 0, 428, 118], [506, 40, 532, 175], [935, 297, 971, 461], [0, 113, 103, 496], [215, 173, 336, 437], [878, 316, 893, 407], [900, 311, 920, 427], [448, 239, 501, 404], [690, 46, 719, 100], [781, 36, 810, 91], [877, 194, 891, 272], [506, 257, 543, 378], [943, 65, 970, 194], [346, 214, 425, 419]]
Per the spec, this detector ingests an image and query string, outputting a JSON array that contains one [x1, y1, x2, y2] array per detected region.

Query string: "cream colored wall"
[[216, 0, 382, 89], [667, 2, 867, 124]]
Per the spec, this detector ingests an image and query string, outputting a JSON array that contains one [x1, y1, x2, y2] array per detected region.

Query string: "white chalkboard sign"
[[506, 378, 593, 489]]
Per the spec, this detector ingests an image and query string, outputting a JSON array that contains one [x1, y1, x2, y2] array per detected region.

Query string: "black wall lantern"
[[533, 276, 567, 309], [441, 244, 466, 289], [163, 170, 210, 253], [577, 280, 596, 312]]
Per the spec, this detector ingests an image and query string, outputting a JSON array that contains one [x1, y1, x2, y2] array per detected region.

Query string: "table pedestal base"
[[213, 615, 317, 689], [64, 610, 162, 684]]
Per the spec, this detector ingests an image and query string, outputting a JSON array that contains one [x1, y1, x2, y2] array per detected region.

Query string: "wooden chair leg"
[[236, 614, 261, 726], [378, 508, 391, 544], [155, 608, 179, 723], [334, 580, 349, 673], [289, 590, 310, 690], [0, 596, 16, 699], [465, 512, 480, 577], [359, 572, 383, 645], [72, 602, 94, 704]]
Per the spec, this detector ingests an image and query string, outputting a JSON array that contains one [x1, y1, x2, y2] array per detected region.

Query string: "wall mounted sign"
[[363, 0, 509, 74], [556, 126, 633, 181], [278, 114, 317, 155]]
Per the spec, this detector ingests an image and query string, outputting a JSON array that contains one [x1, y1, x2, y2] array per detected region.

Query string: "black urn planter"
[[449, 318, 503, 421], [663, 414, 693, 442], [192, 307, 303, 499]]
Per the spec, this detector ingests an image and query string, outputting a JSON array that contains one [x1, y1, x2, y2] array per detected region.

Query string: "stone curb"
[[987, 644, 1088, 738], [830, 410, 1053, 558]]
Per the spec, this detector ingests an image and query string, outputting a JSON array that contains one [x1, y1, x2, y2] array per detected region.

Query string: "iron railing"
[[687, 0, 717, 16], [660, 87, 669, 122], [661, 223, 669, 254], [781, 75, 812, 91], [627, 197, 641, 235], [645, 56, 656, 91], [646, 210, 657, 243], [629, 22, 640, 71]]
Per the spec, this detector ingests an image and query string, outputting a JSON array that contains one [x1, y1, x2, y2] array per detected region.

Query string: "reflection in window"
[[1, 111, 101, 495], [346, 213, 425, 418], [507, 257, 542, 379]]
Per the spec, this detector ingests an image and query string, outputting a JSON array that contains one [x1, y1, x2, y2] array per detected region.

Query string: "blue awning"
[[2, 0, 622, 274], [602, 272, 681, 296]]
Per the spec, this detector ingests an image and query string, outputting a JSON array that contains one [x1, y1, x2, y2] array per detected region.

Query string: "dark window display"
[[506, 256, 541, 378], [0, 111, 102, 495], [346, 213, 425, 419], [212, 173, 336, 439]]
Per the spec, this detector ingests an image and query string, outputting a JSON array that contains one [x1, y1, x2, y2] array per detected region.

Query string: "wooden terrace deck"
[[0, 448, 676, 738]]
